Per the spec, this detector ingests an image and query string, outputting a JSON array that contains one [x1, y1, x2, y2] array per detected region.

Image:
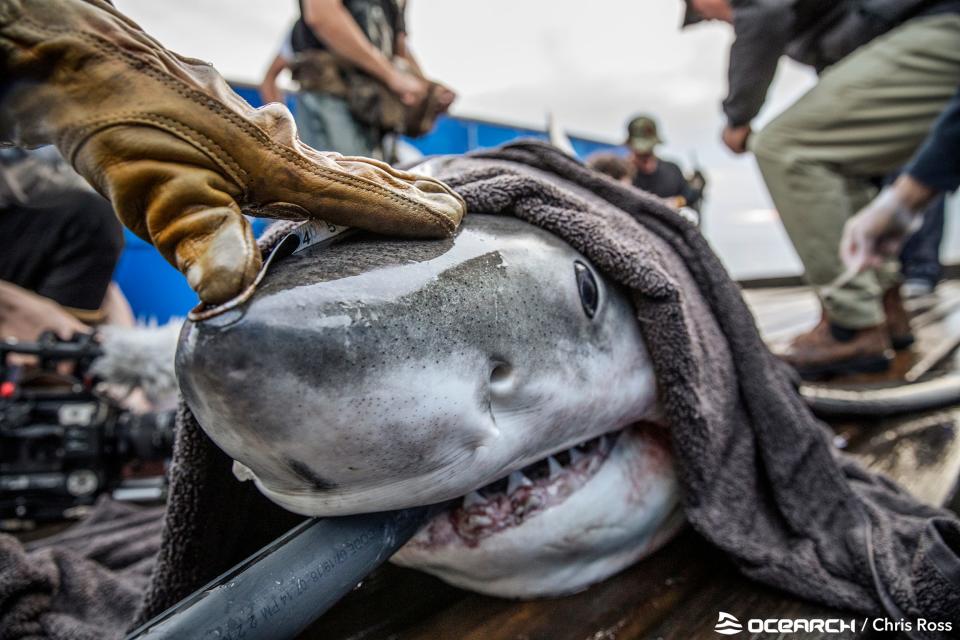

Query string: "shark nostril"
[[490, 362, 514, 394]]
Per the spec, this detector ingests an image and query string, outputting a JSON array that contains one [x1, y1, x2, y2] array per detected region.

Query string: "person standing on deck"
[[682, 0, 960, 379], [626, 115, 706, 212], [260, 0, 453, 159], [587, 153, 633, 185], [898, 192, 946, 299]]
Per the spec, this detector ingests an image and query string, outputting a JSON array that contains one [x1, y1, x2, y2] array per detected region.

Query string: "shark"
[[175, 213, 684, 598]]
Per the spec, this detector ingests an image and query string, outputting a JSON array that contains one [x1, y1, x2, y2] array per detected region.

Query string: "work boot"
[[777, 315, 893, 380], [883, 286, 915, 350]]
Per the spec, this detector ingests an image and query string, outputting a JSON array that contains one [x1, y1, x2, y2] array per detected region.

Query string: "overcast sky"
[[117, 1, 958, 278]]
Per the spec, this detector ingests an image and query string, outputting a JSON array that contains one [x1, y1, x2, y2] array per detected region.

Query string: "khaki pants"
[[751, 14, 960, 329]]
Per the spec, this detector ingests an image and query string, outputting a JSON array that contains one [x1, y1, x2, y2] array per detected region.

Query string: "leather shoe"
[[883, 286, 914, 350], [777, 315, 893, 380]]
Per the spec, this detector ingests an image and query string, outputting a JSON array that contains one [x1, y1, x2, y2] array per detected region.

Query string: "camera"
[[0, 332, 174, 525]]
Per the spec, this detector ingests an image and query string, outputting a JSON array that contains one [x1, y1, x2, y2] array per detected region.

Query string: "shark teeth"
[[466, 514, 493, 527], [450, 430, 629, 542], [462, 431, 622, 506], [507, 471, 533, 495], [598, 435, 611, 455], [547, 456, 563, 478], [463, 491, 486, 508]]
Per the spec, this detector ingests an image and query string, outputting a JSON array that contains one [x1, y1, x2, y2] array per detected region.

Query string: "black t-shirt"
[[292, 0, 405, 59], [631, 158, 701, 209], [906, 86, 960, 193]]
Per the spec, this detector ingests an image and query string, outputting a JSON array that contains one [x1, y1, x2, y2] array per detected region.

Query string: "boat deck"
[[10, 284, 960, 639], [301, 282, 960, 640]]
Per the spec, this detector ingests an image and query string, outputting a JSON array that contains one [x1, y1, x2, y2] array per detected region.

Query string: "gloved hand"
[[688, 169, 707, 193], [840, 185, 923, 274], [0, 0, 466, 305]]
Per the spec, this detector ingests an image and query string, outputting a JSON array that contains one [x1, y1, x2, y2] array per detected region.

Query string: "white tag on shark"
[[292, 220, 353, 255]]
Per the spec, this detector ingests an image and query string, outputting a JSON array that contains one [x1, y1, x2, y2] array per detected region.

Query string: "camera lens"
[[66, 469, 100, 496]]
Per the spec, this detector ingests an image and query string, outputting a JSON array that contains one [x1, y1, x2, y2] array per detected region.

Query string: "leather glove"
[[840, 186, 922, 274], [0, 0, 466, 305]]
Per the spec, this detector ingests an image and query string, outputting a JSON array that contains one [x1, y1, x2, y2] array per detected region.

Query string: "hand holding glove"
[[0, 0, 466, 305]]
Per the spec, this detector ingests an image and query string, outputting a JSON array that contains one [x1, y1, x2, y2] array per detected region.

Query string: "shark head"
[[176, 214, 682, 597]]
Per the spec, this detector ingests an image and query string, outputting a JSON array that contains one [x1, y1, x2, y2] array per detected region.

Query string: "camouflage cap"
[[626, 115, 663, 154]]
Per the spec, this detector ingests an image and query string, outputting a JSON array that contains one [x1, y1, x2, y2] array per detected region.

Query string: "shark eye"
[[574, 261, 598, 319]]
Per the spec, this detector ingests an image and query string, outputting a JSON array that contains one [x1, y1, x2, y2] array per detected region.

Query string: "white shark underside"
[[176, 214, 684, 598]]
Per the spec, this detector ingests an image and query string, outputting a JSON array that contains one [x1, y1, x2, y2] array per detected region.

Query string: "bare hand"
[[722, 125, 751, 154], [259, 81, 283, 106], [388, 71, 428, 106], [0, 280, 90, 343]]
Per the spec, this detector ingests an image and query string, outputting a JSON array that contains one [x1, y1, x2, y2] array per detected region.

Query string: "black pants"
[[900, 193, 945, 286], [0, 189, 123, 313]]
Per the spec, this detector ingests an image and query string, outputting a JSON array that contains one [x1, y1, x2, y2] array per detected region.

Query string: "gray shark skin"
[[176, 214, 683, 598]]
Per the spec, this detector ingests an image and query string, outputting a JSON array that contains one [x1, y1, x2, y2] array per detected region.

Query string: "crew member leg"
[[900, 194, 946, 296], [750, 15, 960, 377], [294, 91, 383, 158], [753, 14, 960, 328]]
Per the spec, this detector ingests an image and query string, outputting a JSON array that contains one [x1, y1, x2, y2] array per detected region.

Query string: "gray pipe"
[[801, 372, 960, 417], [127, 506, 435, 640]]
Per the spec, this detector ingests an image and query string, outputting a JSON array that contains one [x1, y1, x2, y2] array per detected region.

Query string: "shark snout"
[[179, 312, 509, 513]]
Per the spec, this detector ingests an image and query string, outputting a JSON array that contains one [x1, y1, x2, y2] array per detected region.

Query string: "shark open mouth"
[[392, 419, 680, 598], [450, 432, 621, 544], [417, 423, 669, 548]]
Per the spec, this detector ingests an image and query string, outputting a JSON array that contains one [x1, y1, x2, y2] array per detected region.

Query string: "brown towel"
[[430, 141, 960, 634], [0, 498, 163, 640]]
